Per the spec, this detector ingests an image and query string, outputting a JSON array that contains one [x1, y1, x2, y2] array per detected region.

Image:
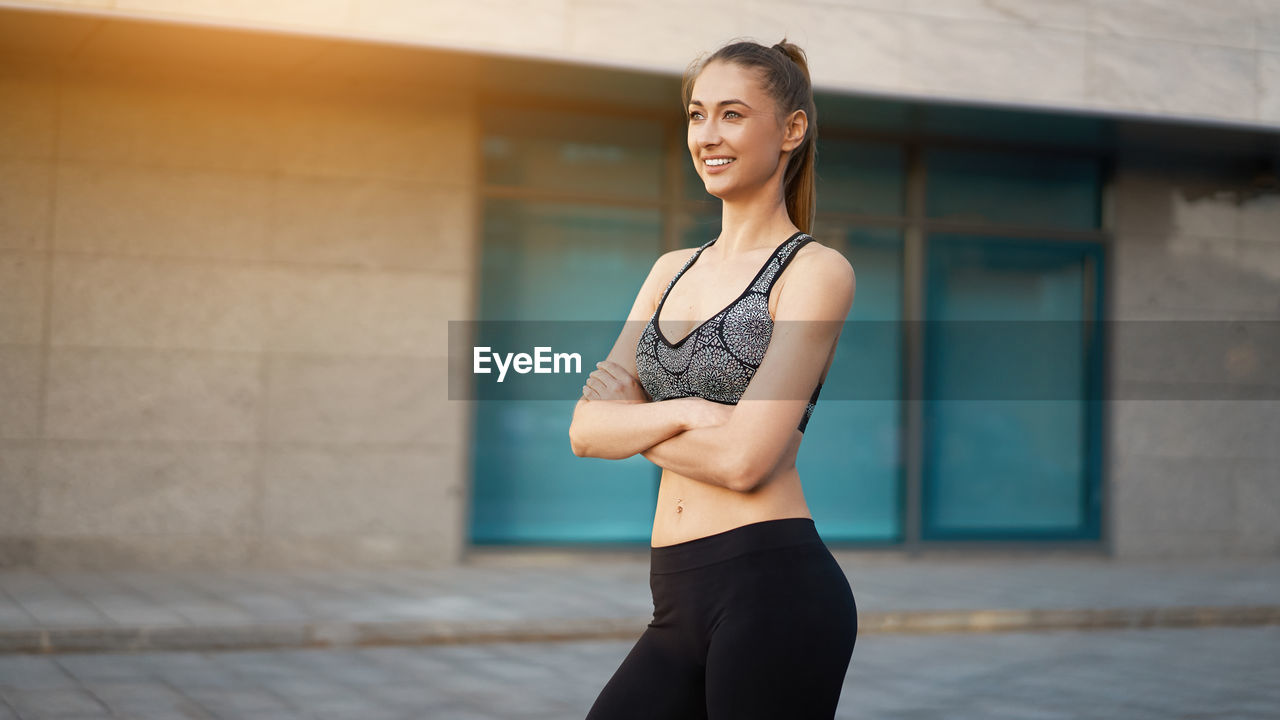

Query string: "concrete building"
[[0, 0, 1276, 570]]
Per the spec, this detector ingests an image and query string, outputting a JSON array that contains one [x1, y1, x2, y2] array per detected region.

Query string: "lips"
[[703, 157, 736, 174]]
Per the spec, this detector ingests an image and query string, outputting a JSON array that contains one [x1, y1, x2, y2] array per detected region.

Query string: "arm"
[[638, 410, 744, 490], [641, 247, 856, 492], [569, 248, 700, 459], [570, 396, 694, 460], [574, 362, 738, 460]]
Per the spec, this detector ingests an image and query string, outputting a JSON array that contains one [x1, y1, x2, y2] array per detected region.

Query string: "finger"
[[585, 376, 614, 396], [596, 360, 636, 382], [587, 372, 617, 393], [593, 361, 618, 382]]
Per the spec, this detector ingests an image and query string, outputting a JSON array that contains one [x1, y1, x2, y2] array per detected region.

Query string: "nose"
[[692, 117, 721, 149]]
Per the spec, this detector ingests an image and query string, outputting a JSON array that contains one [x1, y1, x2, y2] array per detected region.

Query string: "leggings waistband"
[[649, 517, 822, 574]]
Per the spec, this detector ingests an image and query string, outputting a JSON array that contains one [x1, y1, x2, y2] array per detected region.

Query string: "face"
[[687, 60, 806, 201]]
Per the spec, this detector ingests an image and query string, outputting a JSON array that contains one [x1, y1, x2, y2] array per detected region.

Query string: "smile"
[[705, 158, 735, 166]]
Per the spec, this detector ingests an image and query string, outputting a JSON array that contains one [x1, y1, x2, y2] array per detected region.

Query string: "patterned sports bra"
[[635, 231, 824, 433]]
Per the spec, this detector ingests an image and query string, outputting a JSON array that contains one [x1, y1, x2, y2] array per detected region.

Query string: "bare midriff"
[[650, 428, 812, 548]]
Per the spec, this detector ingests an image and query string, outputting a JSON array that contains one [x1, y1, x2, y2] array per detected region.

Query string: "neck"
[[711, 173, 799, 258]]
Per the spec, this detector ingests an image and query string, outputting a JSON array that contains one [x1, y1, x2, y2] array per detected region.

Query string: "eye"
[[688, 110, 703, 120], [724, 110, 742, 118]]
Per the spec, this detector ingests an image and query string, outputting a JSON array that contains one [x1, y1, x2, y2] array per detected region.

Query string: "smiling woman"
[[685, 42, 820, 235], [570, 37, 858, 720]]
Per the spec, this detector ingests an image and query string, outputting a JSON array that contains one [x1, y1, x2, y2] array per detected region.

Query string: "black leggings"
[[586, 517, 857, 720]]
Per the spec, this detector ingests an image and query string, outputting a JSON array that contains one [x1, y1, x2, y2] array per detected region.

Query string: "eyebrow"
[[689, 99, 752, 109]]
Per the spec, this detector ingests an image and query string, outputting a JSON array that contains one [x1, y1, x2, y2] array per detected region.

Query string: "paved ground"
[[1, 626, 1277, 719], [1, 554, 1278, 717], [3, 556, 1279, 652]]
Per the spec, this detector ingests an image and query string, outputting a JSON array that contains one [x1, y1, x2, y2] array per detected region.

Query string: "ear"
[[780, 109, 808, 153]]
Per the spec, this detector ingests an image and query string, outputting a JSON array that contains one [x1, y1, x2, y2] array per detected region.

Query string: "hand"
[[680, 397, 735, 430], [582, 360, 650, 403]]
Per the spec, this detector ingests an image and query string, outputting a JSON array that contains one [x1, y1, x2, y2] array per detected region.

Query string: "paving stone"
[[127, 652, 242, 689], [3, 559, 1280, 678], [361, 683, 455, 712], [54, 654, 154, 683], [1, 688, 111, 720], [0, 656, 78, 691], [180, 685, 296, 716], [0, 602, 34, 630], [43, 571, 188, 628], [260, 676, 359, 706], [82, 681, 216, 719]]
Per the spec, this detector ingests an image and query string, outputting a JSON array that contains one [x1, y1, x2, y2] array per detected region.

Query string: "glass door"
[[921, 234, 1104, 540]]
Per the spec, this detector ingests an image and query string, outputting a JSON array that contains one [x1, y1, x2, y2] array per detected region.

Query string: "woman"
[[568, 37, 857, 719]]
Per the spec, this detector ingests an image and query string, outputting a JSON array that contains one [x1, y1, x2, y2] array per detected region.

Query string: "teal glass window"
[[482, 106, 665, 200], [799, 224, 905, 543], [922, 234, 1104, 539], [814, 138, 905, 216], [473, 198, 663, 544], [925, 148, 1102, 230]]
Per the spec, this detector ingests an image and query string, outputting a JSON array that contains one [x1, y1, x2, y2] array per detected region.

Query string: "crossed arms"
[[568, 245, 854, 493]]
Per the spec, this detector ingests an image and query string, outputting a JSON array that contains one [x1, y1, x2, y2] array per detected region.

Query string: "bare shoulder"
[[791, 240, 855, 291], [657, 245, 702, 274], [776, 239, 855, 320], [646, 244, 703, 300]]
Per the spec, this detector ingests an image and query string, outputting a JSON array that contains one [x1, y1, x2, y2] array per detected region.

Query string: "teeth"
[[705, 158, 735, 166]]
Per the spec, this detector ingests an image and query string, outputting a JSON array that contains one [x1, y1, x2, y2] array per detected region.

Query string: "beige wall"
[[1109, 152, 1280, 558], [0, 48, 478, 568], [6, 0, 1279, 130]]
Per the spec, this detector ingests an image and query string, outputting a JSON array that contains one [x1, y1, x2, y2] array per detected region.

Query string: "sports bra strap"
[[744, 232, 814, 305]]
